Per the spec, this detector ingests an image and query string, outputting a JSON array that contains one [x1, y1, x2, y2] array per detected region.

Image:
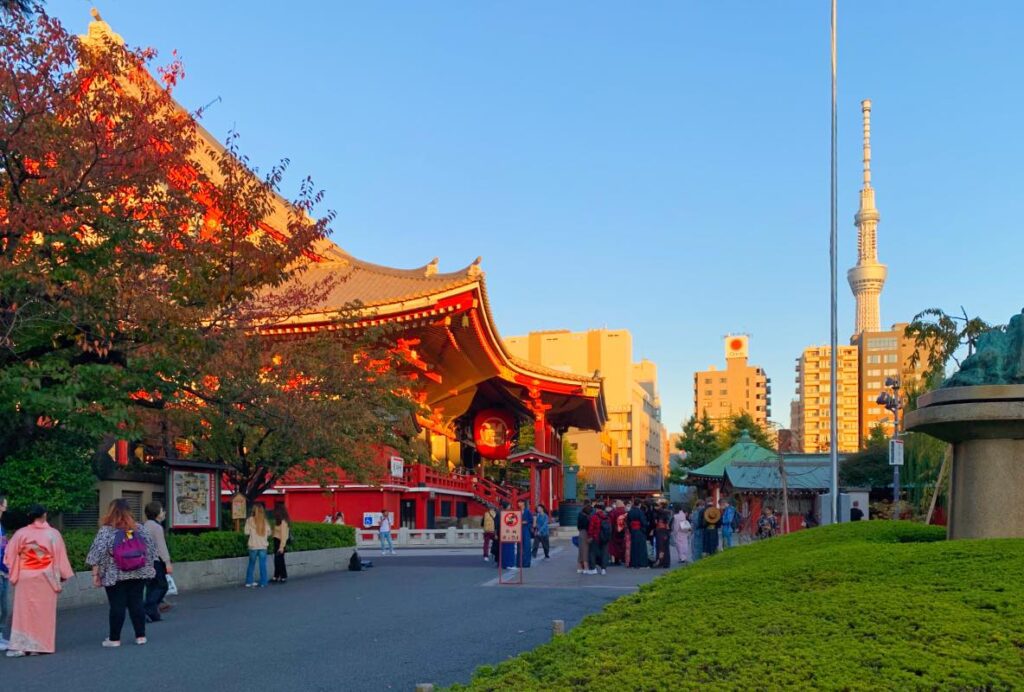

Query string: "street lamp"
[[876, 376, 903, 519]]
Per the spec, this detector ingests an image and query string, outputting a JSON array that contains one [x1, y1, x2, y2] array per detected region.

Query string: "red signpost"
[[498, 510, 523, 585]]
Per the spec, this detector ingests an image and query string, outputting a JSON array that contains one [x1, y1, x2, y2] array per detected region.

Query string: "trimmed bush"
[[450, 522, 1024, 690], [63, 521, 354, 572]]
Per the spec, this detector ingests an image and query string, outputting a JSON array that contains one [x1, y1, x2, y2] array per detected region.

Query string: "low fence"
[[356, 527, 483, 548], [356, 524, 569, 548]]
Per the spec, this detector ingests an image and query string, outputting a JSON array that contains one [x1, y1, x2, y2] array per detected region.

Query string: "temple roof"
[[724, 459, 832, 493], [584, 466, 664, 495], [686, 431, 777, 480]]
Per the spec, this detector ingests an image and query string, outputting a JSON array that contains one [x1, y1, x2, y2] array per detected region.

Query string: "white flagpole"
[[829, 0, 840, 524]]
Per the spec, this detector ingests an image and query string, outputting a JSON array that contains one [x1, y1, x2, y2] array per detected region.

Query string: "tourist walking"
[[142, 501, 172, 623], [586, 503, 610, 574], [607, 500, 627, 566], [3, 504, 74, 657], [672, 505, 692, 564], [720, 499, 739, 549], [626, 500, 649, 568], [517, 500, 533, 568], [652, 500, 672, 568], [378, 509, 395, 555], [482, 505, 496, 561], [87, 499, 157, 648], [244, 504, 271, 587], [690, 500, 706, 561], [532, 504, 551, 560], [757, 507, 779, 539], [0, 494, 10, 651], [271, 506, 290, 583], [702, 501, 722, 556], [576, 502, 592, 574]]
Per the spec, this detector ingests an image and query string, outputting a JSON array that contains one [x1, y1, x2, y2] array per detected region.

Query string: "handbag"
[[165, 574, 179, 596]]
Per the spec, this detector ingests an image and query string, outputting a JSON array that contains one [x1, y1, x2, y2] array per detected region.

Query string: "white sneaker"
[[0, 638, 9, 651], [135, 637, 147, 646], [483, 556, 490, 562], [600, 568, 607, 575], [244, 583, 255, 588], [584, 569, 598, 575], [102, 639, 121, 648], [576, 568, 583, 574]]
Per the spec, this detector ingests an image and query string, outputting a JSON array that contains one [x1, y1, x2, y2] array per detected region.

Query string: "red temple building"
[[256, 245, 607, 528]]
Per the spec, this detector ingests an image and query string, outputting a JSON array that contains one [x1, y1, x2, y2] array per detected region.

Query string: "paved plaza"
[[1, 538, 685, 690]]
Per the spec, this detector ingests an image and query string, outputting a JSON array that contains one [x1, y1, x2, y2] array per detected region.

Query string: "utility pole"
[[778, 454, 790, 535]]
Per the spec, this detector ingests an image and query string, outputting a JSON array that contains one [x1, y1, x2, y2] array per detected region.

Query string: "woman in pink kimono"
[[3, 504, 74, 657]]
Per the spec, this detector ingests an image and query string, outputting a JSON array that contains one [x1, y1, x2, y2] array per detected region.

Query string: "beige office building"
[[504, 329, 667, 468], [851, 323, 928, 441], [793, 345, 860, 453], [692, 335, 771, 429]]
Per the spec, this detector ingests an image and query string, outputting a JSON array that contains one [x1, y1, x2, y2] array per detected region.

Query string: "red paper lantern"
[[473, 409, 517, 460]]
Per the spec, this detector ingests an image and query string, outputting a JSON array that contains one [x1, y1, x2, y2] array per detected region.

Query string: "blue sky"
[[49, 2, 1023, 431]]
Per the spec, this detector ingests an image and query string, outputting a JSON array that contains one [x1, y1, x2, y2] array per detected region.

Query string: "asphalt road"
[[1, 539, 680, 691]]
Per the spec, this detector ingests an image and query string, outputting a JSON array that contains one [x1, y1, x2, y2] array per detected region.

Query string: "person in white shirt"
[[143, 502, 173, 622], [378, 510, 395, 555]]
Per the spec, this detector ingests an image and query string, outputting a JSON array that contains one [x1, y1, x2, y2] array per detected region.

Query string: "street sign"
[[499, 510, 522, 543], [889, 439, 904, 466], [363, 512, 382, 528], [389, 456, 405, 478], [231, 493, 247, 520]]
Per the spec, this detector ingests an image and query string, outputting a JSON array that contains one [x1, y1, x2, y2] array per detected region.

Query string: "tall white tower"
[[847, 99, 887, 335]]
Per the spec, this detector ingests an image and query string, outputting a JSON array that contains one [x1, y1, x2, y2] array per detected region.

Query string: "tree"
[[0, 11, 330, 480], [167, 330, 423, 505], [717, 411, 773, 450], [905, 307, 992, 388], [667, 410, 722, 485], [0, 435, 98, 513], [862, 422, 889, 451]]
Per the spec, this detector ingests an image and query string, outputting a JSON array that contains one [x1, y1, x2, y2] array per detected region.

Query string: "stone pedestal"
[[905, 385, 1024, 539]]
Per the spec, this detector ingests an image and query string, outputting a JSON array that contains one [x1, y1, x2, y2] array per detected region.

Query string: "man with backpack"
[[586, 503, 611, 575], [720, 499, 741, 549]]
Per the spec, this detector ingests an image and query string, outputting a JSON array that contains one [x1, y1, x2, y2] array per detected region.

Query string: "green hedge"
[[450, 521, 1024, 690], [64, 521, 354, 572]]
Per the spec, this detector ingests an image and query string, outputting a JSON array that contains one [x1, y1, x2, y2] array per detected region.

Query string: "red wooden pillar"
[[415, 496, 427, 528], [533, 417, 547, 454]]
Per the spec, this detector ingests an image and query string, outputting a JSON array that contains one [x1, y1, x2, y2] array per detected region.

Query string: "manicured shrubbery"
[[63, 521, 354, 572], [451, 521, 1024, 690]]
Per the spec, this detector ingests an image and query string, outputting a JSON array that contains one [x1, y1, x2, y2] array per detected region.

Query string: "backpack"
[[724, 506, 741, 531], [599, 515, 612, 544], [348, 550, 362, 571], [112, 529, 147, 571]]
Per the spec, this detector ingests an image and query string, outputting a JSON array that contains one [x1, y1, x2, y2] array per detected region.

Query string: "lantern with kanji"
[[473, 409, 517, 460]]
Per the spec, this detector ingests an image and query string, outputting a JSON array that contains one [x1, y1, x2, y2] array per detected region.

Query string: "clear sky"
[[48, 1, 1023, 432]]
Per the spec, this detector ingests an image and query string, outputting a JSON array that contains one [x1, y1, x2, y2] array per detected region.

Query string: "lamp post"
[[876, 376, 903, 519]]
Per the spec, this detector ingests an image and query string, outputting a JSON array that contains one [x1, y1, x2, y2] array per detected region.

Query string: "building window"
[[440, 501, 452, 517], [704, 378, 711, 384], [867, 355, 881, 364], [121, 491, 144, 521], [704, 390, 712, 396], [719, 390, 728, 396], [883, 354, 899, 363], [884, 368, 898, 376], [868, 337, 898, 350], [719, 378, 727, 384], [868, 369, 881, 377]]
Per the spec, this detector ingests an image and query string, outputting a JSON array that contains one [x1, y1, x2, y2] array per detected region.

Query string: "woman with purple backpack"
[[86, 499, 156, 647]]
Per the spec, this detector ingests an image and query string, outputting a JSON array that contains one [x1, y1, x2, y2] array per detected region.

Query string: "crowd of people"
[[0, 495, 295, 658], [476, 496, 788, 576]]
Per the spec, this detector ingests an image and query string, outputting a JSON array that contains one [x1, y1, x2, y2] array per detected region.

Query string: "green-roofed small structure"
[[685, 430, 776, 482], [685, 432, 844, 535]]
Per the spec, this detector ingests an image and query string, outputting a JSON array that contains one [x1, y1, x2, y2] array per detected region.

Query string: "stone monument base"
[[905, 385, 1024, 540]]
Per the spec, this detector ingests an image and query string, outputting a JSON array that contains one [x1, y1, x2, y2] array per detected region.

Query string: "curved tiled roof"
[[296, 246, 482, 310], [583, 466, 664, 494], [686, 431, 777, 480]]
